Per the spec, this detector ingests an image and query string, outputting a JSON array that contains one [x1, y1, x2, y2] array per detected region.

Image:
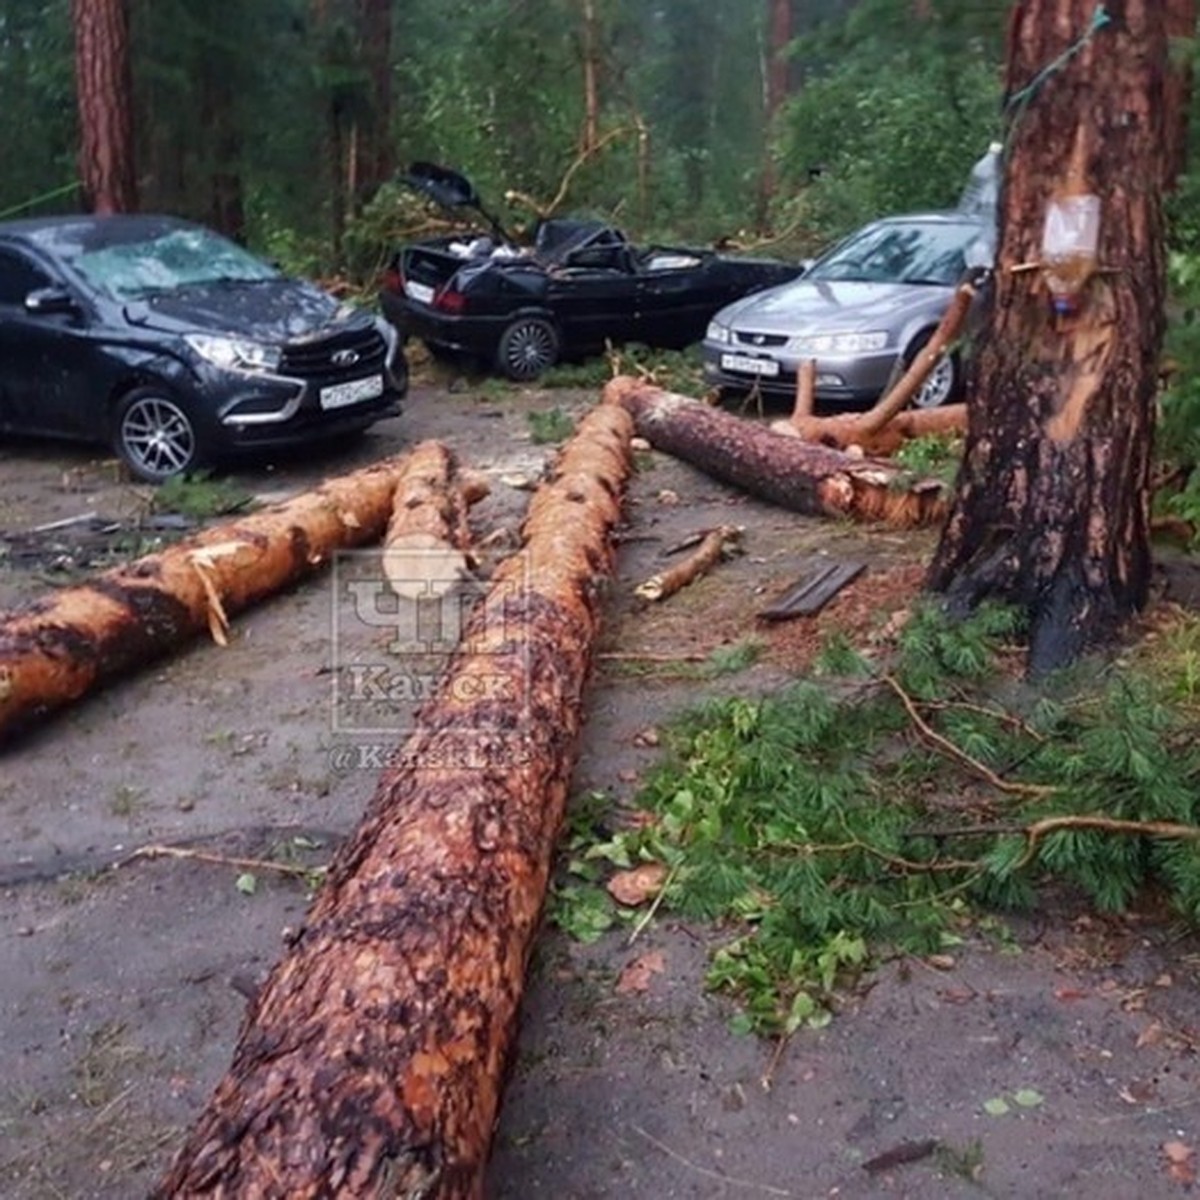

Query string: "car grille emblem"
[[332, 349, 360, 367], [752, 334, 766, 346]]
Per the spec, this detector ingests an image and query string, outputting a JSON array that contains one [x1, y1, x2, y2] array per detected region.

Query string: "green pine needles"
[[576, 602, 1200, 1036]]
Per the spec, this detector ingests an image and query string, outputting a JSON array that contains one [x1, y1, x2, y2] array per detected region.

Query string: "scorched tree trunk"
[[928, 0, 1193, 674]]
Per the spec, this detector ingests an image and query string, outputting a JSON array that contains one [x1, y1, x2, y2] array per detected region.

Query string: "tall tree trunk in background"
[[203, 74, 246, 241], [756, 0, 792, 226], [72, 0, 137, 213], [928, 0, 1194, 676], [357, 0, 393, 196], [1165, 0, 1197, 188], [580, 0, 601, 154]]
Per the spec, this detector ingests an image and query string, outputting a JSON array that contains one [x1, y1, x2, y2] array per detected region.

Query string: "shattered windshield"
[[809, 220, 982, 287], [69, 227, 280, 300]]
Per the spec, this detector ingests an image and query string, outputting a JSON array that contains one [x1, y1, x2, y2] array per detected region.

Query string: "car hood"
[[122, 278, 369, 343], [720, 278, 951, 334]]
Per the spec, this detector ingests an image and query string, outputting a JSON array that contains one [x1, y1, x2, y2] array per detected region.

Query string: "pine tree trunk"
[[580, 0, 601, 154], [358, 0, 394, 196], [71, 0, 137, 213], [928, 0, 1192, 675], [154, 406, 635, 1198], [756, 0, 793, 226]]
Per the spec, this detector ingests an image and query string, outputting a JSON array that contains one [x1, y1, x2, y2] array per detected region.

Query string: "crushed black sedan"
[[0, 214, 407, 482], [380, 163, 803, 381]]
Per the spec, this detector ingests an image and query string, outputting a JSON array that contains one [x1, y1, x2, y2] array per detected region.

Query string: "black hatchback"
[[0, 214, 407, 481]]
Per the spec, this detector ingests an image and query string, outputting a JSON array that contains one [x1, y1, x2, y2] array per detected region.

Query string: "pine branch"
[[883, 674, 1058, 798]]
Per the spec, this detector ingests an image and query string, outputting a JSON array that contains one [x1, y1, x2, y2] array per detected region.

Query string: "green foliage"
[[538, 346, 705, 395], [775, 3, 1003, 241], [891, 433, 963, 490], [526, 407, 576, 445], [151, 472, 256, 520], [568, 602, 1200, 1036]]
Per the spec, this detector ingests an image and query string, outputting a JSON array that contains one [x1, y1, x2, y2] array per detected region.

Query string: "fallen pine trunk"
[[381, 441, 488, 599], [605, 377, 949, 527], [154, 404, 635, 1198], [0, 452, 445, 744]]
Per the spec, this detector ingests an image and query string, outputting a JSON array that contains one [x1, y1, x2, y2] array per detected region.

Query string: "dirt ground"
[[1, 376, 1199, 1199]]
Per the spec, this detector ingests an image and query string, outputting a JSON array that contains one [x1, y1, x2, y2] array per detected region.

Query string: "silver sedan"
[[702, 212, 990, 409]]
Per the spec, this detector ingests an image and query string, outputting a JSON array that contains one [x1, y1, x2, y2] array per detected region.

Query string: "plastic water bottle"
[[959, 142, 1002, 217]]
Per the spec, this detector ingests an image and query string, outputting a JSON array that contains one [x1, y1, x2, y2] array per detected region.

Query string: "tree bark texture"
[[757, 0, 793, 224], [928, 0, 1193, 675], [154, 405, 634, 1198], [607, 377, 949, 527], [72, 0, 138, 213], [381, 441, 488, 600], [0, 454, 429, 744]]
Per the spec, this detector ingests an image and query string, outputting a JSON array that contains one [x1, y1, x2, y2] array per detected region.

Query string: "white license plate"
[[320, 375, 383, 411], [404, 280, 434, 304], [721, 352, 780, 377]]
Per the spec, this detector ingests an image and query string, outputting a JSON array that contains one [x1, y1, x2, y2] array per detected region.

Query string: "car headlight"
[[706, 319, 731, 344], [792, 330, 888, 355], [185, 333, 281, 373]]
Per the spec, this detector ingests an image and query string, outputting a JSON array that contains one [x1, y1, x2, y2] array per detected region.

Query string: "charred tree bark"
[[154, 405, 635, 1198], [607, 377, 948, 527], [930, 0, 1194, 675], [0, 455, 432, 744], [72, 0, 137, 213]]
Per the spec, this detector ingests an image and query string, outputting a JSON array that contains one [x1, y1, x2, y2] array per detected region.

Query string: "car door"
[[634, 251, 715, 349], [0, 244, 97, 438], [545, 243, 640, 353]]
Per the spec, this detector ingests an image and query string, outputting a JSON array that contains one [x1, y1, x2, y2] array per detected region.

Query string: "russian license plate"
[[404, 280, 434, 304], [320, 375, 383, 411], [721, 352, 780, 377]]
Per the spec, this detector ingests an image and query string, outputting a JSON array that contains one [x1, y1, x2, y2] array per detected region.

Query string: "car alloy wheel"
[[115, 388, 201, 482], [905, 334, 959, 409], [497, 317, 559, 382]]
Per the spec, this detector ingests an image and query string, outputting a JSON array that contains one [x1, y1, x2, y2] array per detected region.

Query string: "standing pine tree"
[[929, 0, 1195, 674], [71, 0, 137, 213]]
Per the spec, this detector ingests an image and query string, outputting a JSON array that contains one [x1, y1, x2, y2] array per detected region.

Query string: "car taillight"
[[434, 288, 468, 314], [383, 266, 402, 292]]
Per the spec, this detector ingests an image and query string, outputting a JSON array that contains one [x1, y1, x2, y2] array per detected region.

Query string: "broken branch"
[[635, 525, 741, 601]]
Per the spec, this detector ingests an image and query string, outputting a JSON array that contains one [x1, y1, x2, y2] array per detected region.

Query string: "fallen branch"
[[155, 404, 635, 1198], [121, 844, 323, 881], [1013, 815, 1200, 872], [782, 282, 976, 453], [0, 454, 429, 744], [883, 674, 1058, 798], [635, 525, 741, 601], [605, 376, 949, 527]]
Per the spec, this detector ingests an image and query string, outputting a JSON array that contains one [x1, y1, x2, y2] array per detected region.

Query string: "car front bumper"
[[701, 340, 901, 408]]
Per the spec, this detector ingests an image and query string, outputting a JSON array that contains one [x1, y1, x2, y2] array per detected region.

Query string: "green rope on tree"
[[0, 181, 82, 222], [1005, 3, 1112, 115]]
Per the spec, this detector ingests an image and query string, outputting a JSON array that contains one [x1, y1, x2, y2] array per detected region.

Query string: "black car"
[[380, 163, 803, 381], [0, 214, 407, 482]]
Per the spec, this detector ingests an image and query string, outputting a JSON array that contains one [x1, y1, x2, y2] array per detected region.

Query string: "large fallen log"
[[155, 404, 635, 1198], [381, 441, 488, 600], [0, 449, 464, 744], [606, 377, 949, 527]]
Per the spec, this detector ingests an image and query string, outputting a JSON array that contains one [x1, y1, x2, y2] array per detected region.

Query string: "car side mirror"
[[963, 238, 994, 273], [798, 258, 816, 276], [25, 286, 78, 316]]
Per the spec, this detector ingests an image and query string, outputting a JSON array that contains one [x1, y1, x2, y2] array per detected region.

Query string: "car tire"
[[904, 331, 960, 409], [113, 386, 207, 483], [496, 316, 560, 382]]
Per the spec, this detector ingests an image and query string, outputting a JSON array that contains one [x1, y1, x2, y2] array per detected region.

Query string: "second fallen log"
[[606, 377, 949, 528], [154, 404, 636, 1198]]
